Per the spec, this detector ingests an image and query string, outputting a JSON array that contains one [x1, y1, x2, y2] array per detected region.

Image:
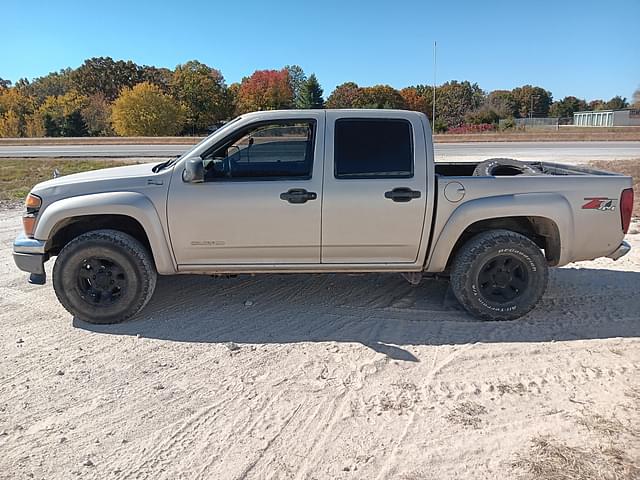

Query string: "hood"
[[30, 162, 173, 205], [35, 163, 157, 189]]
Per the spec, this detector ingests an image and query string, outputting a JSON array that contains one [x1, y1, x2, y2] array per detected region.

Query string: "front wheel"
[[450, 229, 548, 321], [53, 229, 157, 324]]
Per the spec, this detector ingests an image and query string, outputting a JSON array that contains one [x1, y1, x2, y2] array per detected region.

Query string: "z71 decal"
[[582, 197, 617, 211]]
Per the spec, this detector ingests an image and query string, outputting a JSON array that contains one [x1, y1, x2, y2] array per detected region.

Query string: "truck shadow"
[[75, 268, 640, 361]]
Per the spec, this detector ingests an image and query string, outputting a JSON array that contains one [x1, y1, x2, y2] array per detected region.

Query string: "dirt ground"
[[1, 208, 639, 479]]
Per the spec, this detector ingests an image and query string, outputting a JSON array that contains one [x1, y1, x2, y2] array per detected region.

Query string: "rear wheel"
[[450, 229, 548, 321], [53, 229, 157, 324]]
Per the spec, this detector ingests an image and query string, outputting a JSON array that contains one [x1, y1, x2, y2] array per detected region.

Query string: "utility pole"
[[432, 41, 437, 129]]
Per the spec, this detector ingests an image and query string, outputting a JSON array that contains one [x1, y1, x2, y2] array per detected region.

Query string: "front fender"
[[34, 192, 176, 274], [425, 193, 574, 272]]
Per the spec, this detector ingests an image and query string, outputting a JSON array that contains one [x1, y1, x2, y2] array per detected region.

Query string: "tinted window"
[[203, 121, 315, 181], [334, 119, 413, 178]]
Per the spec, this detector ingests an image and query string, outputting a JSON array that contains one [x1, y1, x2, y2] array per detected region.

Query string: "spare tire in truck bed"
[[472, 158, 541, 177]]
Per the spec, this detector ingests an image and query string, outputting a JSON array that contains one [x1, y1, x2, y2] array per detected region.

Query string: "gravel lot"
[[1, 207, 639, 479]]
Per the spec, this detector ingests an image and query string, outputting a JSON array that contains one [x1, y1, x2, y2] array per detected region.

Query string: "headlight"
[[23, 193, 42, 237]]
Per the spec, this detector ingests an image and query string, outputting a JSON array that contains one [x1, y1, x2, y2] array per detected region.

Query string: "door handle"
[[280, 188, 317, 204], [384, 187, 421, 202]]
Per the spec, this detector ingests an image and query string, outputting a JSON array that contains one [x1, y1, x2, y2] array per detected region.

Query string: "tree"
[[486, 90, 518, 118], [236, 69, 293, 113], [139, 66, 173, 93], [0, 88, 36, 137], [604, 96, 628, 110], [326, 82, 362, 108], [549, 96, 588, 118], [435, 81, 485, 128], [357, 85, 405, 109], [71, 57, 141, 101], [465, 107, 499, 125], [400, 87, 432, 118], [111, 82, 185, 136], [34, 92, 89, 137], [588, 99, 605, 111], [81, 93, 113, 136], [510, 85, 552, 118], [285, 65, 307, 107], [16, 69, 73, 104], [297, 74, 324, 109], [633, 87, 640, 108], [0, 110, 21, 137], [171, 60, 230, 133], [0, 78, 10, 89]]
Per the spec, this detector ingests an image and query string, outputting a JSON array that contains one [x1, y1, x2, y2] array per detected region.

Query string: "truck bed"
[[434, 161, 625, 177]]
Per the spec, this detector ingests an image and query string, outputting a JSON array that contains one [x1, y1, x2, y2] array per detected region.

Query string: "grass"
[[0, 158, 136, 201], [444, 401, 488, 428], [588, 159, 640, 217]]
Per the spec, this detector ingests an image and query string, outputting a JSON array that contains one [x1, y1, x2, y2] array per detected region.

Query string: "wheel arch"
[[425, 193, 574, 272], [36, 192, 176, 274]]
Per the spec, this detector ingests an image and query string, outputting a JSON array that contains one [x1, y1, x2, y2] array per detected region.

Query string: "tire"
[[450, 229, 548, 321], [52, 229, 157, 324], [472, 158, 541, 177]]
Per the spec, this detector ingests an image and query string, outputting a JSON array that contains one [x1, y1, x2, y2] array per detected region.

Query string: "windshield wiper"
[[152, 155, 180, 173]]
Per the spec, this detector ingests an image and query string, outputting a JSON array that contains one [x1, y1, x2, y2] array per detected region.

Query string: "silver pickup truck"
[[13, 110, 633, 324]]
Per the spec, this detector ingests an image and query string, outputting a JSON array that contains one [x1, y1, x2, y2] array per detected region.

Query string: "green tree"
[[326, 82, 362, 108], [285, 65, 307, 107], [171, 60, 230, 133], [297, 74, 324, 109], [510, 85, 552, 118], [464, 107, 499, 125], [486, 90, 518, 118], [0, 78, 11, 89], [604, 96, 628, 110], [111, 82, 185, 136], [139, 66, 173, 93], [633, 87, 640, 108], [588, 99, 605, 111], [549, 96, 588, 118], [71, 57, 141, 101], [34, 92, 89, 137], [357, 85, 406, 109], [16, 69, 74, 105], [436, 81, 485, 127]]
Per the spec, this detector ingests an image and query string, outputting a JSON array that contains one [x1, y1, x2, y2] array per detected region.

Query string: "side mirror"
[[183, 157, 204, 183]]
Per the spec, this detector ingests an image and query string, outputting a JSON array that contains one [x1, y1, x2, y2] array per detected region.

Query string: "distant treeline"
[[0, 57, 638, 136]]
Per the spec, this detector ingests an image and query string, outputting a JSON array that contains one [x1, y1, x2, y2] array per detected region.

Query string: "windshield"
[[153, 116, 244, 173]]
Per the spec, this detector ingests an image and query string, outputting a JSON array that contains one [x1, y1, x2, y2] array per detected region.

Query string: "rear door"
[[321, 111, 428, 263]]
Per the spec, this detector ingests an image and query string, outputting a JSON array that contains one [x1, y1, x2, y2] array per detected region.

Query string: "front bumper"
[[13, 233, 47, 277], [606, 240, 631, 261]]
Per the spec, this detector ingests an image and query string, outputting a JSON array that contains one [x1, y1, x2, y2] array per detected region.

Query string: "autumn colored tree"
[[71, 57, 141, 101], [0, 88, 36, 137], [16, 69, 74, 105], [400, 87, 432, 118], [0, 110, 21, 137], [236, 69, 293, 113], [111, 82, 185, 136], [549, 96, 588, 118], [435, 81, 485, 128], [510, 85, 552, 118], [297, 74, 324, 109], [171, 60, 230, 133], [81, 93, 113, 136], [326, 82, 362, 108]]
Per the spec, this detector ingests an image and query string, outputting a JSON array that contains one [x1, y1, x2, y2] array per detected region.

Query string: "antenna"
[[432, 41, 437, 128]]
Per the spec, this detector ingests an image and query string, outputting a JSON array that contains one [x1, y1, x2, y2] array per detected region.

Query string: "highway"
[[0, 141, 639, 163]]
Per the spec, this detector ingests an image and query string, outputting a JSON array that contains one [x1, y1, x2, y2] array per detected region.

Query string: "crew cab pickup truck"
[[13, 109, 634, 324]]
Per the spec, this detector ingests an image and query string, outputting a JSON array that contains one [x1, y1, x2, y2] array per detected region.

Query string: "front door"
[[321, 111, 428, 263], [168, 113, 325, 265]]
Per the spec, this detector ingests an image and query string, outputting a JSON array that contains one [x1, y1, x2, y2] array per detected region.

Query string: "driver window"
[[203, 120, 315, 181]]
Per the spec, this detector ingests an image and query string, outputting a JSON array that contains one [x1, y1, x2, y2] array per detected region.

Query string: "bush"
[[446, 123, 496, 134]]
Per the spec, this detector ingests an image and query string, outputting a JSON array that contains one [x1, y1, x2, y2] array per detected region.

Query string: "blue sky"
[[2, 0, 639, 101]]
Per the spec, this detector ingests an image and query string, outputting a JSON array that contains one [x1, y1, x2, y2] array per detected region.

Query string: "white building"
[[573, 109, 640, 127]]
